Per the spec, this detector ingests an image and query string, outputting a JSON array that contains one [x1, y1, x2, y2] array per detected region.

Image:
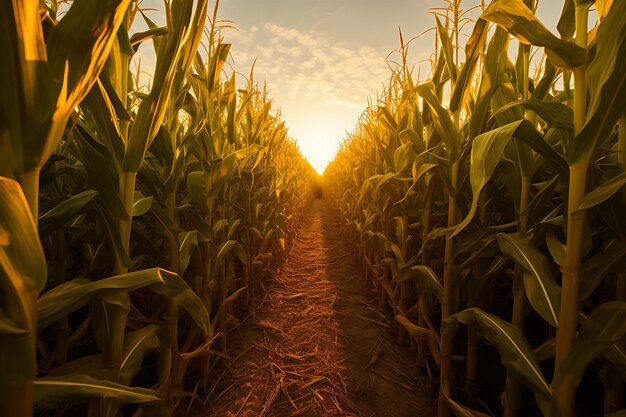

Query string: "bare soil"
[[194, 199, 435, 417]]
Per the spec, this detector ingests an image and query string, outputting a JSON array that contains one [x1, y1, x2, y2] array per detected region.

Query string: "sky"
[[137, 0, 565, 174]]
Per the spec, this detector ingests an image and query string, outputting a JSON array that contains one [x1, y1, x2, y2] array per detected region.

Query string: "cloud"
[[222, 22, 392, 107]]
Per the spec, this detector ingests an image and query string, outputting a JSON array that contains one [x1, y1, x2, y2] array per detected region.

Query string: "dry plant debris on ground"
[[195, 200, 435, 417]]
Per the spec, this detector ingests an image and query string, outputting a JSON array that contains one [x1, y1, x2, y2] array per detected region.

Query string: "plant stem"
[[165, 190, 181, 412], [504, 175, 531, 417], [19, 167, 41, 227], [439, 159, 459, 417], [554, 8, 589, 413], [104, 171, 136, 369], [418, 182, 433, 366]]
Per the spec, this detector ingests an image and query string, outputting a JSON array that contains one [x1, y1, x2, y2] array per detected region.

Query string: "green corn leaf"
[[178, 230, 205, 275], [445, 397, 492, 417], [481, 0, 587, 69], [531, 60, 557, 101], [235, 144, 266, 160], [497, 233, 561, 327], [579, 240, 626, 299], [34, 374, 168, 416], [557, 0, 575, 39], [186, 171, 208, 212], [470, 27, 509, 138], [215, 240, 247, 269], [207, 44, 231, 94], [453, 121, 524, 237], [130, 26, 168, 50], [393, 143, 413, 173], [43, 0, 132, 166], [445, 308, 551, 411], [227, 219, 242, 240], [0, 177, 47, 296], [132, 195, 154, 217], [546, 233, 566, 266], [393, 265, 443, 300], [226, 85, 237, 145], [38, 268, 211, 335], [80, 79, 126, 166], [489, 99, 574, 133], [574, 171, 626, 212], [74, 126, 127, 220], [39, 190, 98, 237], [0, 177, 47, 398], [551, 302, 626, 412], [416, 81, 462, 161], [93, 204, 131, 271], [0, 0, 51, 175], [511, 122, 569, 178], [435, 17, 458, 83], [450, 18, 489, 113], [123, 0, 195, 172], [567, 0, 626, 164], [534, 338, 557, 362], [491, 78, 524, 126], [50, 325, 161, 386], [379, 106, 398, 133]]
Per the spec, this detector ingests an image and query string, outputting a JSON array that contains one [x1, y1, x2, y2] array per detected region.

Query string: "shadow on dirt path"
[[194, 199, 434, 417]]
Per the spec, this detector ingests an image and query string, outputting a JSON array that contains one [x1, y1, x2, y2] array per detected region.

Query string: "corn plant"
[[1, 1, 315, 417], [325, 1, 626, 416]]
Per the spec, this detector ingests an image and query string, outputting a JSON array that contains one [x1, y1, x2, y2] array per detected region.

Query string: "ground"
[[194, 199, 434, 417]]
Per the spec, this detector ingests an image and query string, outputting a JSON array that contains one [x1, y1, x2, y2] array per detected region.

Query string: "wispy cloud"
[[223, 22, 393, 107]]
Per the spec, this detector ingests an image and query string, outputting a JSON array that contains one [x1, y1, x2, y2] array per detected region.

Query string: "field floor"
[[195, 199, 434, 417]]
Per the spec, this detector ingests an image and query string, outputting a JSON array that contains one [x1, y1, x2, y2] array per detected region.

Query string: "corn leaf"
[[132, 196, 154, 217], [123, 0, 195, 172], [44, 0, 132, 165], [450, 19, 489, 112], [551, 302, 626, 413], [0, 177, 47, 399], [481, 0, 587, 69], [453, 121, 523, 236], [575, 171, 626, 212], [34, 374, 168, 416], [445, 397, 492, 417], [568, 0, 626, 163], [445, 308, 551, 411], [0, 0, 50, 175], [579, 240, 626, 299], [38, 268, 210, 335], [39, 190, 98, 237], [416, 81, 462, 160], [489, 100, 574, 133], [497, 233, 561, 327], [50, 325, 161, 386], [470, 27, 509, 137], [435, 17, 458, 84]]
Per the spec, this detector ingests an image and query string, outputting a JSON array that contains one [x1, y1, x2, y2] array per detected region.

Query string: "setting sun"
[[288, 116, 346, 175]]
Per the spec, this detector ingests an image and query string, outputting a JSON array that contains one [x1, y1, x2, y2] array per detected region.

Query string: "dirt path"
[[195, 199, 434, 417]]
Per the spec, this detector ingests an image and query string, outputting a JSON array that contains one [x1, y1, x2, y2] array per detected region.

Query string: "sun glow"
[[293, 123, 345, 175]]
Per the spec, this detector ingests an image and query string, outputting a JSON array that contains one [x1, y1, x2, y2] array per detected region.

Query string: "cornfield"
[[1, 0, 625, 416], [1, 0, 315, 416], [325, 0, 626, 416]]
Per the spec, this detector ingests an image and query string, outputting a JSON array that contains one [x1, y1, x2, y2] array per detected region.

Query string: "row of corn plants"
[[0, 1, 316, 416], [325, 0, 626, 416]]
